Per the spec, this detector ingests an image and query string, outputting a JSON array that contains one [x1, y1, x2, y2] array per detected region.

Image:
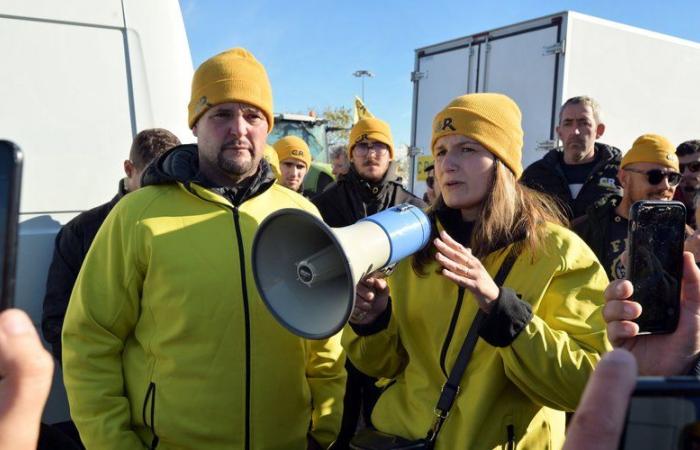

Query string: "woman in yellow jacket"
[[343, 93, 611, 449]]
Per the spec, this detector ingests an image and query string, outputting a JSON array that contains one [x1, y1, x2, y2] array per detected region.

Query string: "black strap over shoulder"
[[425, 246, 519, 447]]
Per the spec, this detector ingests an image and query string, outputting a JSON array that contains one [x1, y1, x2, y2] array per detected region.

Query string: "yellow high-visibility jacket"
[[63, 162, 345, 450], [344, 222, 611, 450]]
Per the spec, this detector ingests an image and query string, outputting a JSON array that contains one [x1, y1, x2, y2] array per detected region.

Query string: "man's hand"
[[0, 309, 54, 450], [563, 349, 637, 450], [603, 251, 700, 375]]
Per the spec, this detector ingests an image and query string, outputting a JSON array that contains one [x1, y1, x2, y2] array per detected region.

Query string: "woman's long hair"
[[412, 160, 567, 276]]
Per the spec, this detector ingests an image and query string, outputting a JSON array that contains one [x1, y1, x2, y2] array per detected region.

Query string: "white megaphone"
[[252, 203, 431, 339]]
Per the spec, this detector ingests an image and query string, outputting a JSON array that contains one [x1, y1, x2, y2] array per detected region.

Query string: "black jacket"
[[312, 163, 425, 227], [521, 142, 622, 221], [42, 180, 127, 362], [572, 195, 622, 279]]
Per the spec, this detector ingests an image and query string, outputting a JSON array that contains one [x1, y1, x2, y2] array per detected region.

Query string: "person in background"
[[344, 93, 610, 449], [42, 128, 181, 364], [674, 140, 700, 228], [422, 163, 438, 204], [329, 145, 350, 179], [273, 135, 312, 196], [522, 96, 622, 221], [573, 134, 684, 280]]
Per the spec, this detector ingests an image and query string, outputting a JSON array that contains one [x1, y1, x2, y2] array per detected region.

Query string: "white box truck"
[[408, 11, 700, 195], [0, 0, 193, 423]]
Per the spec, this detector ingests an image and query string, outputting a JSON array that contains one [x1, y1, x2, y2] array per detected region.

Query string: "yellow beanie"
[[263, 144, 281, 178], [272, 136, 311, 169], [188, 48, 274, 131], [621, 134, 679, 171], [431, 93, 524, 179], [348, 118, 394, 159]]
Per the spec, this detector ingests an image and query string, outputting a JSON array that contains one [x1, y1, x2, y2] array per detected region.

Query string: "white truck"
[[408, 11, 700, 195], [0, 0, 194, 423]]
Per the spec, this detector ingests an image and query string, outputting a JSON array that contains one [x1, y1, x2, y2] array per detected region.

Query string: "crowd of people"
[[1, 45, 699, 450]]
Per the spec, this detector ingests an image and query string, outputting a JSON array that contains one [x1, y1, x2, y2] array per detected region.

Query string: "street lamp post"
[[353, 70, 374, 102]]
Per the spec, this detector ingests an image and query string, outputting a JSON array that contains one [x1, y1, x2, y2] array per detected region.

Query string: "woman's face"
[[434, 134, 496, 220]]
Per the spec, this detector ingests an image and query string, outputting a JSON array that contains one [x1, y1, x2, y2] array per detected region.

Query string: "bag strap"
[[425, 246, 519, 447]]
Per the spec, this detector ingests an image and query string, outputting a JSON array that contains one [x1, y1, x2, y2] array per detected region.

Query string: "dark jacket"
[[42, 180, 127, 362], [572, 195, 622, 278], [521, 142, 622, 221], [312, 163, 425, 227]]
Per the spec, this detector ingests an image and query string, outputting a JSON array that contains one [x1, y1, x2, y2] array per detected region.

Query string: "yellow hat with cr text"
[[431, 93, 524, 179], [188, 47, 273, 131], [273, 136, 311, 169], [348, 118, 394, 159], [621, 134, 679, 171]]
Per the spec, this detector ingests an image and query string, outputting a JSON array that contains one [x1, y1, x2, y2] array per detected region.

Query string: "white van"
[[0, 0, 193, 423]]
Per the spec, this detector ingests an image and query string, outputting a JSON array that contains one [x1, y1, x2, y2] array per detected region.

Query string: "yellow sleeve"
[[306, 332, 347, 448], [341, 302, 409, 380], [62, 203, 148, 450], [499, 255, 612, 412]]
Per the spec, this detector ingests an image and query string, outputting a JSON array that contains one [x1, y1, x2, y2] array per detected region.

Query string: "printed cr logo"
[[438, 118, 456, 132], [355, 133, 369, 144], [291, 149, 304, 156]]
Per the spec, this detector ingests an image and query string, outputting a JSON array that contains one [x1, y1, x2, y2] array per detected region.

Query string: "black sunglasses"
[[680, 161, 700, 173], [426, 176, 435, 189], [624, 168, 682, 186]]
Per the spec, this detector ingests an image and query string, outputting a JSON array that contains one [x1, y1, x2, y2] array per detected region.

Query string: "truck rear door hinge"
[[407, 146, 423, 157], [536, 140, 558, 152], [542, 40, 565, 55], [410, 71, 426, 82]]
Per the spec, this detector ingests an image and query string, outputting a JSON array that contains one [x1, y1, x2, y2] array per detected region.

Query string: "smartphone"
[[619, 377, 700, 450], [627, 200, 685, 335], [0, 141, 23, 311]]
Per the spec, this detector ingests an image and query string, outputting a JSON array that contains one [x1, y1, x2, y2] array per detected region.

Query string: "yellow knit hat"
[[348, 118, 394, 159], [188, 48, 274, 131], [621, 134, 679, 171], [431, 93, 524, 179], [272, 136, 311, 169], [263, 144, 281, 178]]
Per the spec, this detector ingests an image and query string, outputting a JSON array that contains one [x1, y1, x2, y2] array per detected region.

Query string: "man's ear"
[[124, 160, 135, 178], [192, 125, 198, 138], [596, 122, 606, 139], [617, 168, 628, 189]]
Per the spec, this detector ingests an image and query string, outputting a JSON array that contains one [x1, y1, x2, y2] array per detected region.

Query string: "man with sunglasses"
[[312, 117, 424, 449], [574, 134, 685, 280], [674, 140, 700, 228]]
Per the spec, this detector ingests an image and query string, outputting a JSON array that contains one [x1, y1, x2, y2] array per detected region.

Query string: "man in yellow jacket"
[[62, 48, 346, 450]]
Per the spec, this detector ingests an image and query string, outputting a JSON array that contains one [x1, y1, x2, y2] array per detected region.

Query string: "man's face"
[[556, 103, 605, 163], [679, 152, 700, 191], [279, 159, 308, 192], [192, 102, 268, 185], [351, 139, 391, 183], [331, 154, 349, 177], [620, 162, 681, 205]]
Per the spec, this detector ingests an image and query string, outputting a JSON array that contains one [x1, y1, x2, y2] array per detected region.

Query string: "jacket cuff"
[[349, 298, 392, 336], [478, 288, 533, 347]]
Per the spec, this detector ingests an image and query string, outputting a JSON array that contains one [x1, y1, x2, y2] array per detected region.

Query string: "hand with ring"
[[434, 230, 500, 312], [349, 276, 390, 325]]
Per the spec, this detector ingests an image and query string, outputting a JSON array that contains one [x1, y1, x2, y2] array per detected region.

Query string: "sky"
[[178, 0, 700, 148]]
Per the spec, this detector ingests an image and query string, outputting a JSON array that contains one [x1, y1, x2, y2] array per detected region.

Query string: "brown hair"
[[129, 128, 181, 170], [412, 160, 567, 276]]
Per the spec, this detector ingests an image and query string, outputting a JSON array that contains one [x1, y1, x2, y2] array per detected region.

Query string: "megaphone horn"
[[252, 203, 431, 339]]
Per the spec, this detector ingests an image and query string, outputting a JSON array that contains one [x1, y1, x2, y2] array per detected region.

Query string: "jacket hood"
[[542, 142, 621, 167]]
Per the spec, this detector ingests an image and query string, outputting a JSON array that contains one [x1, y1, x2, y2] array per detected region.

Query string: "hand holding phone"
[[627, 200, 686, 335]]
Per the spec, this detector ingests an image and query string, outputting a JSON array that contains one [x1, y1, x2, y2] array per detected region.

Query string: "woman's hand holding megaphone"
[[350, 277, 390, 325]]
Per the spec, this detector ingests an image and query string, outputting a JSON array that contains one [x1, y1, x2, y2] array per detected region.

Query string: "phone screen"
[[0, 141, 23, 310], [628, 201, 685, 334], [620, 378, 700, 450]]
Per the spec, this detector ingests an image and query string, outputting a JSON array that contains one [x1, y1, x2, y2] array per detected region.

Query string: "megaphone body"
[[252, 204, 431, 339]]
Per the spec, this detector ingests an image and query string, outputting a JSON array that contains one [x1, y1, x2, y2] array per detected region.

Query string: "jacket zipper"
[[506, 424, 515, 450], [439, 287, 465, 377], [232, 207, 252, 450], [142, 382, 159, 449]]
